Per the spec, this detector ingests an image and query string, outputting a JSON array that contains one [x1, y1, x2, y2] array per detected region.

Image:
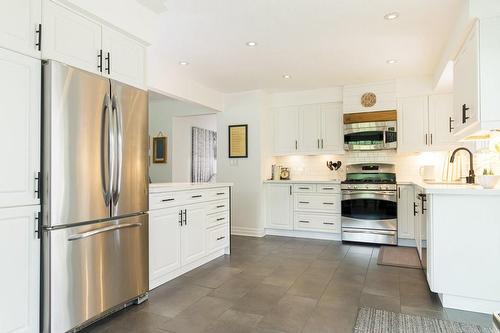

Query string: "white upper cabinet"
[[453, 23, 479, 135], [343, 81, 397, 114], [0, 48, 40, 209], [398, 94, 457, 153], [428, 94, 456, 149], [266, 184, 293, 230], [298, 104, 321, 153], [0, 0, 41, 58], [453, 18, 500, 138], [273, 107, 299, 155], [320, 103, 343, 153], [42, 0, 102, 74], [0, 205, 40, 333], [102, 26, 146, 89], [398, 96, 429, 153], [273, 102, 343, 156]]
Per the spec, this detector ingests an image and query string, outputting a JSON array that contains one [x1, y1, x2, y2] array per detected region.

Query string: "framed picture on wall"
[[228, 124, 248, 158], [152, 134, 167, 163]]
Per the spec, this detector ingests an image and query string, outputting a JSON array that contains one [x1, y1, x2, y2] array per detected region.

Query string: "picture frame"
[[228, 124, 248, 158], [152, 135, 167, 163]]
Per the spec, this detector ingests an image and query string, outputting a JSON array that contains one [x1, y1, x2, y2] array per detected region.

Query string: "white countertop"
[[398, 180, 500, 195], [263, 179, 342, 184], [149, 182, 233, 193]]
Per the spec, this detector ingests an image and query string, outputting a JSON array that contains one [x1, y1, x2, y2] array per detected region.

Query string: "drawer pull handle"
[[298, 187, 310, 190], [323, 222, 335, 225], [299, 201, 310, 204], [216, 217, 225, 221], [216, 205, 225, 208], [216, 236, 226, 241], [322, 187, 334, 190], [192, 195, 202, 198], [216, 192, 225, 195], [299, 220, 310, 223], [323, 202, 334, 205], [162, 198, 175, 202]]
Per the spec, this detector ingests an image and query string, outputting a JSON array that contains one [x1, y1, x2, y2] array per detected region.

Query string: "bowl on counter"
[[478, 175, 500, 189]]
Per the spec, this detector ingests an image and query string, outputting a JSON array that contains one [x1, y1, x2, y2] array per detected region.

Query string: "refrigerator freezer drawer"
[[43, 214, 148, 333]]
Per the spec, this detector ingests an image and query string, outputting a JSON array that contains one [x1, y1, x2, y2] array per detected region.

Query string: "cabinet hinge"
[[35, 24, 42, 51], [35, 171, 41, 199], [35, 211, 42, 239]]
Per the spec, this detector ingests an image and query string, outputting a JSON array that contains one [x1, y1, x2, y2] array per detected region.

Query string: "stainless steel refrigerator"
[[41, 61, 149, 333]]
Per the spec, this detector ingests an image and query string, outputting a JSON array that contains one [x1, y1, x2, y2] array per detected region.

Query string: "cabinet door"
[[0, 49, 40, 209], [428, 94, 456, 150], [298, 104, 321, 153], [149, 208, 181, 288], [0, 0, 41, 58], [181, 206, 207, 265], [0, 205, 40, 333], [414, 189, 422, 258], [42, 0, 102, 74], [273, 107, 298, 154], [266, 184, 293, 230], [398, 96, 429, 153], [453, 24, 479, 135], [320, 103, 343, 153], [397, 185, 415, 239], [102, 26, 146, 89]]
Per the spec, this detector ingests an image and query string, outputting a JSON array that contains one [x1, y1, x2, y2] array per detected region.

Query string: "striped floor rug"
[[354, 308, 493, 333]]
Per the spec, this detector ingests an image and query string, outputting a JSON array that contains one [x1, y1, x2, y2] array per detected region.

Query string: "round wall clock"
[[361, 92, 377, 108]]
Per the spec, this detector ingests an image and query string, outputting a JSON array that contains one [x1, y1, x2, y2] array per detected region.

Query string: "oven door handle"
[[342, 191, 397, 202]]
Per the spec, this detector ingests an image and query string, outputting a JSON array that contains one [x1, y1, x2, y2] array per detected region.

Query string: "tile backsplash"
[[272, 150, 465, 182]]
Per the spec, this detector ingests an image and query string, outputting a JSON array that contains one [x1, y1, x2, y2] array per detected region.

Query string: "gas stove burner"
[[341, 179, 396, 184]]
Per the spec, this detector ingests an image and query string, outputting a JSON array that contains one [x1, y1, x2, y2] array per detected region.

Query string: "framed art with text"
[[228, 124, 248, 158]]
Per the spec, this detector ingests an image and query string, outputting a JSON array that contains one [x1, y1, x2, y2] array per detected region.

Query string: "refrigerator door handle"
[[101, 94, 113, 206], [67, 222, 142, 241], [112, 94, 123, 205]]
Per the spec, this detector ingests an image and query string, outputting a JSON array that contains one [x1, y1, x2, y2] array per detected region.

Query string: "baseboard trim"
[[397, 238, 417, 247], [265, 228, 341, 241], [231, 226, 265, 237], [439, 293, 500, 314]]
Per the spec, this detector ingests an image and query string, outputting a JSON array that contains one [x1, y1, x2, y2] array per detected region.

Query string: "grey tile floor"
[[82, 235, 493, 333]]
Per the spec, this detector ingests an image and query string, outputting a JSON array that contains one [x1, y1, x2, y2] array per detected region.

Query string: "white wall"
[[217, 91, 270, 237], [172, 114, 217, 182], [149, 95, 218, 183]]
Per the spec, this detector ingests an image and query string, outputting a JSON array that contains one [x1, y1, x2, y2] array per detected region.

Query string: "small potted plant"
[[479, 168, 499, 189]]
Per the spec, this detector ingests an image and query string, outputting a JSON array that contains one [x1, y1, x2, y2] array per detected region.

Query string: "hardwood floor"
[[81, 235, 493, 333]]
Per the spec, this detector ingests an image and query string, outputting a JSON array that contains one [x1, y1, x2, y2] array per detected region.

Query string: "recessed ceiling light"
[[386, 59, 398, 64], [246, 41, 258, 47], [384, 12, 400, 20], [178, 61, 189, 66], [283, 74, 291, 79]]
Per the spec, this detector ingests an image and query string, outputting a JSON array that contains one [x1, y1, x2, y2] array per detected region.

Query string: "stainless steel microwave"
[[343, 121, 397, 151]]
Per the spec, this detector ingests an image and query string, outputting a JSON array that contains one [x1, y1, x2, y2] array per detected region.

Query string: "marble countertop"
[[263, 179, 342, 184], [397, 180, 500, 195], [149, 182, 233, 193]]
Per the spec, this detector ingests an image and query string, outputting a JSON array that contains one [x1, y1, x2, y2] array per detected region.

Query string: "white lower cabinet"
[[0, 205, 40, 333], [148, 186, 231, 290], [397, 185, 415, 240], [266, 183, 341, 238]]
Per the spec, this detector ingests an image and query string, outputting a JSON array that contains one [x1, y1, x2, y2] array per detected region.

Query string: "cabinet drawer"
[[206, 223, 229, 253], [295, 194, 340, 213], [150, 192, 185, 210], [205, 187, 230, 201], [294, 213, 341, 233], [206, 199, 229, 215], [207, 212, 229, 228], [317, 185, 340, 194], [293, 184, 316, 193]]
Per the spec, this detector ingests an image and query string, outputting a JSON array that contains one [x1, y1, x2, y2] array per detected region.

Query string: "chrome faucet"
[[450, 147, 475, 184]]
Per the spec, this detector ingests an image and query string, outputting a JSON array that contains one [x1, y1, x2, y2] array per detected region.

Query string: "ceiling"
[[151, 0, 461, 93]]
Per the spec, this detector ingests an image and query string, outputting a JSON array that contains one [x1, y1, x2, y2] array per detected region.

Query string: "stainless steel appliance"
[[341, 163, 398, 245], [344, 121, 397, 151], [42, 61, 149, 333]]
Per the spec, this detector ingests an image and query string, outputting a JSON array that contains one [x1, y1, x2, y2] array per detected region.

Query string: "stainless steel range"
[[341, 163, 398, 245]]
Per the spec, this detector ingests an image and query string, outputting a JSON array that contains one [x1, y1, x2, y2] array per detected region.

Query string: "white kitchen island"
[[411, 182, 500, 314], [148, 183, 233, 289]]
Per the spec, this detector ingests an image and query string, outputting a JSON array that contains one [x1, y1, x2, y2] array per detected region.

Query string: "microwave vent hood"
[[343, 110, 397, 124]]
